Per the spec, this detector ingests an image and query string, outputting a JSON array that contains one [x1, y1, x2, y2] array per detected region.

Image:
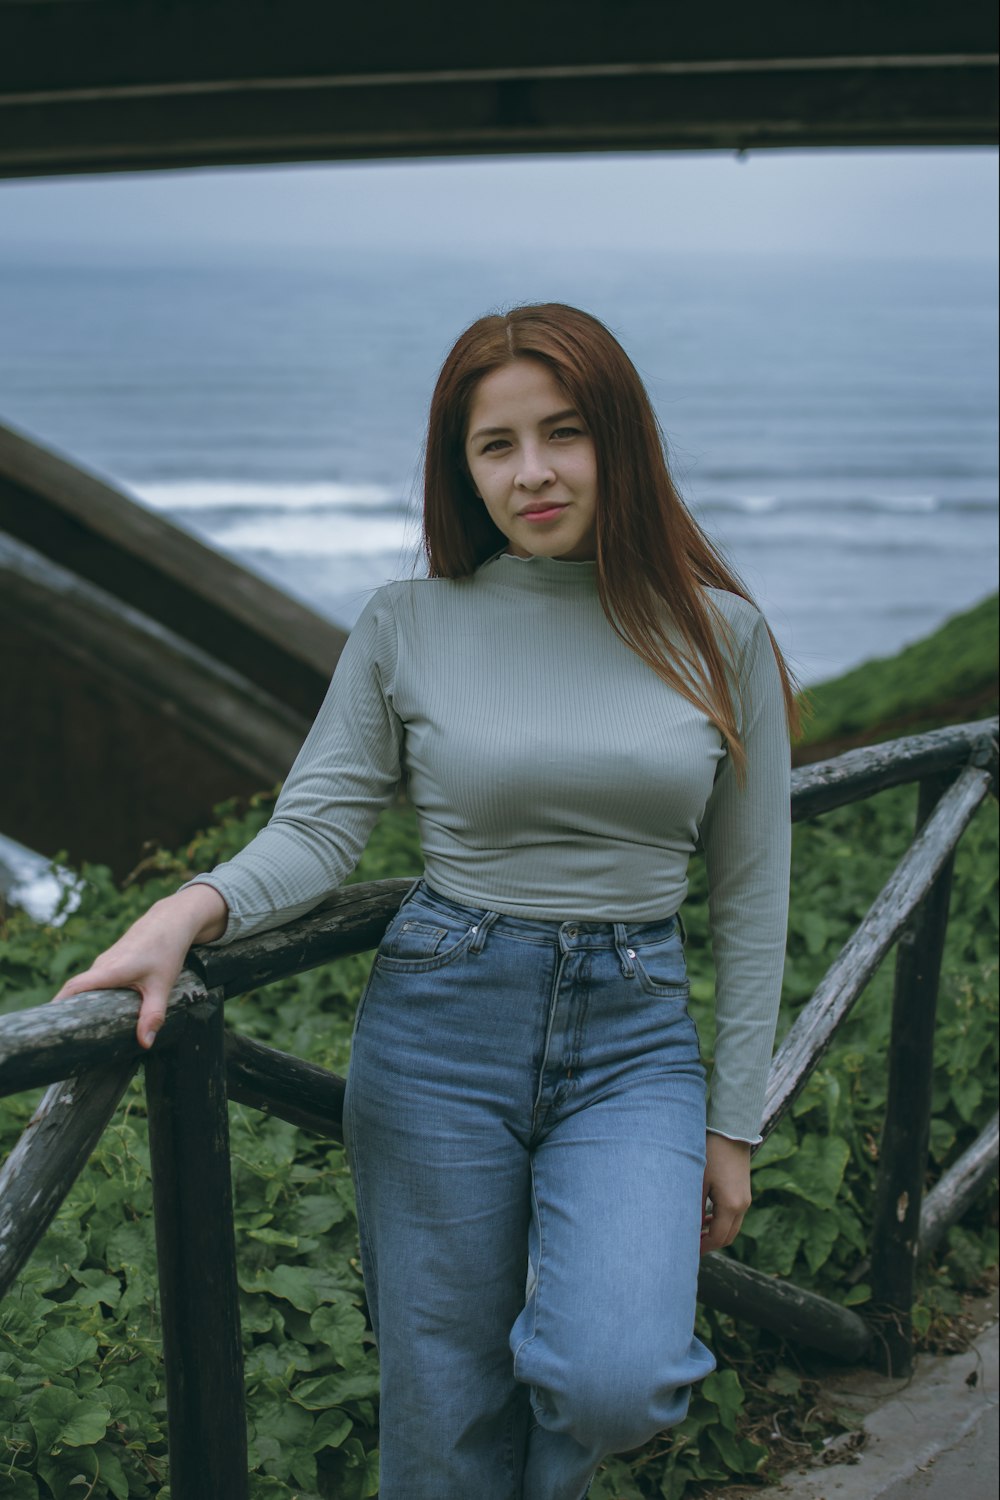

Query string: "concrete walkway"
[[706, 1319, 998, 1500]]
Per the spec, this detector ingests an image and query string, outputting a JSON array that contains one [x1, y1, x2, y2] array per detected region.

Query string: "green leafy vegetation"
[[1, 599, 997, 1497], [797, 591, 997, 751]]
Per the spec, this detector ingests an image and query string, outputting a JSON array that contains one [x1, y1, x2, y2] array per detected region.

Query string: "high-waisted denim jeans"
[[343, 880, 715, 1500]]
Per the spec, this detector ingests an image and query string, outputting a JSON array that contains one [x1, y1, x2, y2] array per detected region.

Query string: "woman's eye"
[[551, 426, 582, 439], [482, 438, 509, 454]]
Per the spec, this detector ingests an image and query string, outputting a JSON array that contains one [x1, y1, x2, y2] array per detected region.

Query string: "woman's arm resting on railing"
[[50, 884, 229, 1049]]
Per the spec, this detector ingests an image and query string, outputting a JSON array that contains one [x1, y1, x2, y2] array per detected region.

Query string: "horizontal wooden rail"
[[762, 761, 993, 1136], [789, 718, 997, 821], [190, 877, 414, 996], [224, 1030, 345, 1140], [0, 967, 214, 1096]]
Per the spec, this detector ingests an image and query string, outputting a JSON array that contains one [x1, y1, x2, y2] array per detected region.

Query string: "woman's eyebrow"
[[469, 408, 581, 441]]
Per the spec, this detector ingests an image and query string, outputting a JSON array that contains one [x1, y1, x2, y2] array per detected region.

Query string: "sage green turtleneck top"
[[183, 552, 791, 1141]]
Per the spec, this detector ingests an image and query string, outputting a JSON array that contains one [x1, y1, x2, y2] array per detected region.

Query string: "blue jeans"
[[343, 881, 715, 1500]]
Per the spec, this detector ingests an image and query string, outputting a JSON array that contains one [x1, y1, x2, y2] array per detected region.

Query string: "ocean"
[[1, 247, 996, 689]]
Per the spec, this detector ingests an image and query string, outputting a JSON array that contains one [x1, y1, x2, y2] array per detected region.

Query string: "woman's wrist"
[[156, 884, 230, 945]]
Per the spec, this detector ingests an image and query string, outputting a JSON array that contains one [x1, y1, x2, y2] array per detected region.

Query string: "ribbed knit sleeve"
[[697, 610, 791, 1143], [179, 588, 403, 944]]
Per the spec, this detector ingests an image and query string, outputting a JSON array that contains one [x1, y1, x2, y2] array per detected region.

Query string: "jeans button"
[[565, 924, 578, 937]]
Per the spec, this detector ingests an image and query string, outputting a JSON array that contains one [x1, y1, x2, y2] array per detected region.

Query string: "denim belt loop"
[[613, 922, 636, 978], [675, 909, 688, 945], [469, 908, 500, 954], [400, 875, 425, 908]]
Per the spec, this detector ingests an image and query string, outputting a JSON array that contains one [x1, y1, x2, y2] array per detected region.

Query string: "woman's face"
[[464, 359, 598, 562]]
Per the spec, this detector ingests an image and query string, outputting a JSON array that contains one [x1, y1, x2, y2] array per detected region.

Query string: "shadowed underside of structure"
[[0, 0, 996, 178]]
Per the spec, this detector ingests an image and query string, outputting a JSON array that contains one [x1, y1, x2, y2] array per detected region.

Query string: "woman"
[[55, 304, 798, 1500]]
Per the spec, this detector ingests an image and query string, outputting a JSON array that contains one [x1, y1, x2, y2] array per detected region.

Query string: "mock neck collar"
[[478, 550, 598, 595]]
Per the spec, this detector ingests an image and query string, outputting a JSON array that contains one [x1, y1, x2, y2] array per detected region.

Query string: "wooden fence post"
[[146, 998, 248, 1497], [869, 773, 957, 1376]]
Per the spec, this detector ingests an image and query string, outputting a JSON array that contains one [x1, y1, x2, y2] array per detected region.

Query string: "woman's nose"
[[515, 446, 556, 490]]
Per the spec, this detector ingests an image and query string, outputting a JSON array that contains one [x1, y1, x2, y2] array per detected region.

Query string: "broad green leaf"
[[90, 1444, 130, 1500], [323, 1437, 379, 1500], [292, 1195, 349, 1236], [700, 1370, 744, 1428], [249, 1396, 314, 1453], [291, 1364, 380, 1408], [309, 1299, 368, 1365], [240, 1264, 321, 1313], [32, 1329, 97, 1376], [289, 1445, 318, 1490], [28, 1386, 109, 1449], [802, 1204, 842, 1275], [71, 1271, 122, 1310], [309, 1407, 353, 1452], [752, 1134, 850, 1211]]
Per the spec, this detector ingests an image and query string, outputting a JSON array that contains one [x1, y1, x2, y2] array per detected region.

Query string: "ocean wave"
[[218, 513, 413, 556], [696, 492, 997, 516], [127, 478, 402, 511]]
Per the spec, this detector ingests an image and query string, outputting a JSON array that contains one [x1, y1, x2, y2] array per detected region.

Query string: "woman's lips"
[[520, 504, 567, 523]]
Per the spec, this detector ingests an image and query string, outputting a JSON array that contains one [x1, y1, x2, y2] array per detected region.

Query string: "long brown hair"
[[423, 303, 801, 777]]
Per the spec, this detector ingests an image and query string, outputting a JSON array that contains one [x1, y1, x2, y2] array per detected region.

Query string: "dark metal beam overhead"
[[0, 0, 996, 178]]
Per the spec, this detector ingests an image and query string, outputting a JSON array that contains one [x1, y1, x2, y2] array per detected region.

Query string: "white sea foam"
[[129, 479, 400, 512], [731, 494, 779, 513], [217, 513, 412, 556]]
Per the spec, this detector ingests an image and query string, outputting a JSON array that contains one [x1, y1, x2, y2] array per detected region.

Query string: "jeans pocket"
[[631, 929, 689, 998], [374, 907, 478, 974], [379, 917, 450, 962]]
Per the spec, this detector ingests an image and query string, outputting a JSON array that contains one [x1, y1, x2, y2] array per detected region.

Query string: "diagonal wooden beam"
[[0, 1056, 140, 1297]]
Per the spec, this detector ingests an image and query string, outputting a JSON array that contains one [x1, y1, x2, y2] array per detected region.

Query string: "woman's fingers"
[[47, 898, 204, 1050], [700, 1135, 753, 1253], [135, 989, 169, 1050], [51, 961, 175, 1048], [700, 1198, 747, 1253]]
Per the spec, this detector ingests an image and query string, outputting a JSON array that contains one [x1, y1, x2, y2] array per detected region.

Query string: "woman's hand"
[[700, 1132, 752, 1253], [50, 885, 229, 1050]]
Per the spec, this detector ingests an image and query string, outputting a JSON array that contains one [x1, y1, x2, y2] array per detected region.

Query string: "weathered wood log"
[[191, 877, 413, 996], [146, 999, 248, 1498], [0, 418, 345, 711], [790, 718, 997, 822], [1, 531, 307, 793], [698, 1252, 872, 1362], [0, 967, 212, 1096], [919, 1113, 1000, 1263], [871, 773, 957, 1376], [763, 762, 992, 1137], [225, 1030, 346, 1141], [0, 883, 407, 1094], [0, 1056, 140, 1298]]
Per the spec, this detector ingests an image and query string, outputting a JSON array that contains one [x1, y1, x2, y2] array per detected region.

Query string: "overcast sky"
[[0, 147, 997, 262]]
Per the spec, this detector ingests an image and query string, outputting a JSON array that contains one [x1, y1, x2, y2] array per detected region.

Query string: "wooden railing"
[[1, 718, 997, 1499]]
